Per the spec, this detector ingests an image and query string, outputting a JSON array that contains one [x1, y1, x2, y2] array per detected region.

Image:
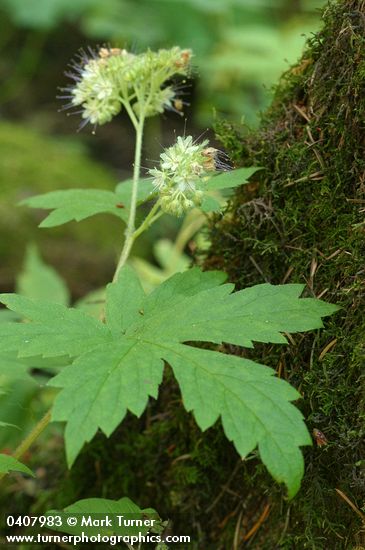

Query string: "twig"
[[243, 503, 271, 542], [284, 171, 323, 187], [248, 256, 269, 282], [206, 460, 241, 514], [318, 339, 337, 361], [335, 489, 365, 522], [278, 506, 291, 545], [233, 510, 243, 550], [294, 104, 311, 122]]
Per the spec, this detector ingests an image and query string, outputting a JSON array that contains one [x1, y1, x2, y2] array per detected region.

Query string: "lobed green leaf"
[[206, 166, 262, 192], [201, 166, 262, 212], [21, 178, 153, 228], [161, 344, 309, 498], [0, 267, 338, 495], [47, 497, 160, 537]]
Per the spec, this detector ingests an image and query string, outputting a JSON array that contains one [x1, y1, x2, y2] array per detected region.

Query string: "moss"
[[203, 0, 365, 547]]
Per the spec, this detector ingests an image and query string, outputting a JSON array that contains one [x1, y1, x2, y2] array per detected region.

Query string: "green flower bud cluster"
[[149, 136, 216, 217], [66, 47, 192, 128]]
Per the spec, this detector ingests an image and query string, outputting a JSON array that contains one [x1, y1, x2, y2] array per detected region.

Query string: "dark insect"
[[115, 203, 125, 209]]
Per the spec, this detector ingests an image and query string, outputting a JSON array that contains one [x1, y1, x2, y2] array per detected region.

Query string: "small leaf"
[[206, 166, 261, 192], [115, 177, 154, 204], [21, 178, 153, 229], [0, 454, 34, 477], [21, 189, 128, 228], [154, 239, 190, 273], [47, 497, 160, 537], [17, 244, 69, 305]]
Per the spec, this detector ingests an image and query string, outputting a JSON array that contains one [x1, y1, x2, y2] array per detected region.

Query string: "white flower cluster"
[[149, 136, 217, 216], [64, 47, 192, 127]]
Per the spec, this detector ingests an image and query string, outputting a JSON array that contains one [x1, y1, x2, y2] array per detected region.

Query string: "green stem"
[[174, 210, 205, 254], [132, 200, 162, 242], [121, 98, 139, 131], [113, 114, 145, 282], [0, 410, 52, 481]]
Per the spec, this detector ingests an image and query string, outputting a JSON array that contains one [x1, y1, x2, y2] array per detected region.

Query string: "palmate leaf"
[[51, 340, 164, 464], [0, 267, 338, 496], [21, 178, 153, 228], [162, 345, 308, 497]]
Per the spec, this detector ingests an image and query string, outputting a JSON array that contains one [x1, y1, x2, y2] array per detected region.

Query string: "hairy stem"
[[121, 98, 139, 131], [113, 114, 145, 282], [132, 200, 162, 242], [0, 410, 52, 481]]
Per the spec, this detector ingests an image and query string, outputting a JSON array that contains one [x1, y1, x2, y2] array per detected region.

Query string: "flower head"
[[149, 136, 218, 216], [61, 46, 192, 129]]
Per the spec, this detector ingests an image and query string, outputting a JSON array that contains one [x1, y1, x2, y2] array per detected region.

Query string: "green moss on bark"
[[204, 0, 365, 547]]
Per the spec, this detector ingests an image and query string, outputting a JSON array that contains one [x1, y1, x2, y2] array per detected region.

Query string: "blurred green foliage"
[[0, 121, 119, 287], [0, 0, 326, 124], [0, 245, 70, 451]]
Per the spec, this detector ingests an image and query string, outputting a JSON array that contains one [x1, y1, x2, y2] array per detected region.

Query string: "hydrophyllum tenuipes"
[[0, 47, 337, 532]]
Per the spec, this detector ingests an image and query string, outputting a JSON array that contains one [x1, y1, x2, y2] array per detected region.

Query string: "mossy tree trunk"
[[203, 0, 365, 546]]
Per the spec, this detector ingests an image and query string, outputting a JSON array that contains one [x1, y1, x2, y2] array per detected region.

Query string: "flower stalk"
[[113, 113, 145, 282]]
